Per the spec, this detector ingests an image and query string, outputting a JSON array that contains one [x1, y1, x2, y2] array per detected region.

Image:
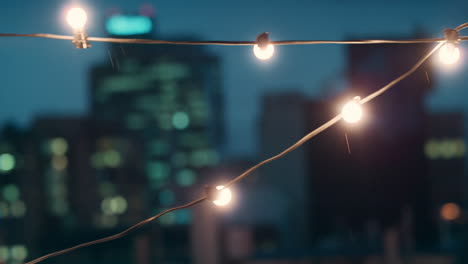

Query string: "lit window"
[[101, 196, 127, 215], [10, 245, 27, 261], [0, 246, 9, 261], [103, 150, 122, 168], [172, 112, 190, 130], [50, 138, 68, 156], [0, 153, 15, 173], [424, 138, 465, 160]]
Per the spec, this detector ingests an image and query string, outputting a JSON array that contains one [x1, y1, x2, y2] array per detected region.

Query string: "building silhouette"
[[89, 10, 224, 263]]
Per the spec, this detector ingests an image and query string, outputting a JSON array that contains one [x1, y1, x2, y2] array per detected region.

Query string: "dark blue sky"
[[1, 0, 467, 157]]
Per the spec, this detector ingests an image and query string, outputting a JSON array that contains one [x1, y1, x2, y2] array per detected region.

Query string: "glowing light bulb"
[[253, 44, 275, 60], [341, 97, 362, 123], [439, 43, 460, 65], [66, 7, 88, 30], [212, 185, 232, 207]]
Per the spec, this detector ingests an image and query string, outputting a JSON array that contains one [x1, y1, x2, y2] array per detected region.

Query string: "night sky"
[[1, 0, 467, 157]]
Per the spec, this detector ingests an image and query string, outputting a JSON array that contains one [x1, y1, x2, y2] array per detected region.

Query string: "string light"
[[341, 96, 363, 123], [66, 7, 91, 49], [6, 17, 466, 264], [439, 28, 462, 65], [439, 43, 460, 65], [254, 32, 274, 60], [66, 8, 87, 30], [212, 186, 232, 206]]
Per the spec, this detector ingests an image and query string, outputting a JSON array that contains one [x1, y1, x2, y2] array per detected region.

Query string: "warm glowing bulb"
[[341, 97, 362, 123], [66, 7, 88, 30], [439, 43, 460, 65], [253, 44, 275, 60], [212, 185, 232, 206]]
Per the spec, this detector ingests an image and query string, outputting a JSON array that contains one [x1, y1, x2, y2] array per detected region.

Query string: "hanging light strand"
[[0, 33, 462, 45], [22, 38, 447, 264]]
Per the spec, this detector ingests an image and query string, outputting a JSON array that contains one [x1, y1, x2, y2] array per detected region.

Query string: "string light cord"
[[1, 33, 466, 46], [225, 42, 443, 188], [23, 40, 444, 264], [24, 197, 206, 264]]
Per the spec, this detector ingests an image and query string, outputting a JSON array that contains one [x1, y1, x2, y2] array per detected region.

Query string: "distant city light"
[[172, 111, 190, 130], [50, 138, 68, 156], [253, 44, 275, 60], [0, 246, 9, 261], [10, 245, 28, 261], [66, 7, 88, 30], [103, 150, 122, 168], [0, 153, 15, 173], [101, 196, 127, 215], [213, 185, 232, 207], [441, 203, 461, 221], [341, 96, 363, 123], [106, 15, 152, 36], [439, 43, 461, 65], [424, 138, 465, 160]]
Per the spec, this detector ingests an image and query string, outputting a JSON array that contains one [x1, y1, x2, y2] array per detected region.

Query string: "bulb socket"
[[72, 29, 91, 49], [204, 186, 217, 201], [444, 28, 459, 44], [256, 32, 271, 50]]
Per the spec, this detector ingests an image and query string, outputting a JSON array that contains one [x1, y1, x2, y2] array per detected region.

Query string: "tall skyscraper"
[[89, 11, 224, 262], [257, 36, 439, 250], [0, 124, 31, 264], [27, 117, 145, 263], [308, 38, 435, 246]]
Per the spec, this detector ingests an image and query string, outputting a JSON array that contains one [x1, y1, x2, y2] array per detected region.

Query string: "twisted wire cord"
[[24, 40, 444, 264], [20, 21, 464, 264], [25, 197, 206, 264], [0, 33, 454, 45]]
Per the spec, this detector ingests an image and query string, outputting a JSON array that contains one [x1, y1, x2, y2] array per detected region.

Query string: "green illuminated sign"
[[106, 15, 152, 36]]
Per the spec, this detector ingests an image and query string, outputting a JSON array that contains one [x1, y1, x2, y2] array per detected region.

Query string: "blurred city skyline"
[[1, 0, 467, 157]]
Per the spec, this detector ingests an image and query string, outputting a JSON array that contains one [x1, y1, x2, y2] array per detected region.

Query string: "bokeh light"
[[439, 43, 460, 65], [66, 7, 88, 30], [341, 97, 363, 123], [253, 44, 275, 60], [213, 185, 232, 207], [441, 202, 461, 221]]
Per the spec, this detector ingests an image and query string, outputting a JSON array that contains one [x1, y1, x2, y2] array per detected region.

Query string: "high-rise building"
[[423, 113, 466, 249], [27, 117, 145, 263], [257, 37, 439, 250], [89, 11, 224, 262], [258, 92, 310, 247], [0, 124, 32, 264], [308, 39, 435, 246]]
